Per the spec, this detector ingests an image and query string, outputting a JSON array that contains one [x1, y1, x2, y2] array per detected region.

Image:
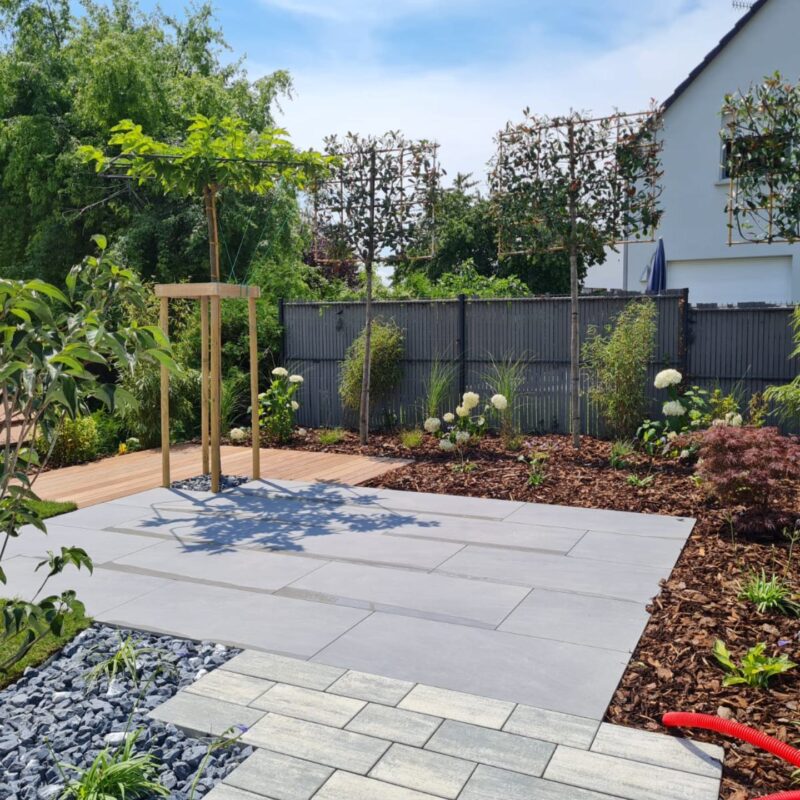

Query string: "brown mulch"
[[250, 430, 800, 799]]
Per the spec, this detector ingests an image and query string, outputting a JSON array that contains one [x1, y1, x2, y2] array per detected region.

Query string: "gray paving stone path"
[[6, 477, 719, 796]]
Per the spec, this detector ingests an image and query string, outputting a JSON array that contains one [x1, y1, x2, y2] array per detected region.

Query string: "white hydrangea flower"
[[272, 367, 288, 377], [443, 412, 455, 424], [490, 393, 508, 411], [455, 431, 471, 445], [229, 427, 246, 443], [663, 400, 686, 417], [289, 374, 304, 384], [462, 391, 480, 410], [711, 418, 726, 427], [654, 369, 682, 389], [297, 428, 308, 437], [258, 392, 267, 400], [726, 412, 743, 427], [455, 405, 468, 418], [423, 417, 441, 433], [291, 400, 299, 411], [439, 438, 455, 452], [477, 416, 485, 427], [667, 431, 678, 441]]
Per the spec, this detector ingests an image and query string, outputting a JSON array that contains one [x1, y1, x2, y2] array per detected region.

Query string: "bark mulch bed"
[[257, 430, 800, 799]]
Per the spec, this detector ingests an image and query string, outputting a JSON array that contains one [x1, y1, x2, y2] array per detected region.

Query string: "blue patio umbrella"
[[646, 238, 666, 294]]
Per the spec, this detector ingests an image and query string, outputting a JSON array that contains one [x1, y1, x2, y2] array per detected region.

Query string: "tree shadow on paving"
[[122, 483, 441, 555]]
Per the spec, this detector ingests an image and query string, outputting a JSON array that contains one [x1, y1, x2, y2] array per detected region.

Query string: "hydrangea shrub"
[[258, 368, 304, 444]]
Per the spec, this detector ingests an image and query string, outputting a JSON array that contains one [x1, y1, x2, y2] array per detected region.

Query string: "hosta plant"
[[713, 639, 796, 688], [258, 368, 303, 444]]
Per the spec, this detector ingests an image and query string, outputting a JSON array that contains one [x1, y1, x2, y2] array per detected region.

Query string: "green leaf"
[[91, 234, 108, 251], [23, 280, 68, 305]]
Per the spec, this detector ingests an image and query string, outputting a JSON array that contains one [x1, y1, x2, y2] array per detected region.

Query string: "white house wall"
[[622, 0, 800, 304]]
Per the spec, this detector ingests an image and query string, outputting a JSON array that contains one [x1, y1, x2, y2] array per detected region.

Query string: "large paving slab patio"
[[5, 477, 720, 797]]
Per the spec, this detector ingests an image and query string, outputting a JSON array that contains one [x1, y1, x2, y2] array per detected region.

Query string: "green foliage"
[[739, 570, 800, 616], [0, 598, 90, 690], [713, 639, 796, 688], [523, 451, 549, 487], [582, 300, 658, 439], [91, 410, 124, 456], [722, 72, 800, 245], [258, 370, 303, 444], [393, 262, 530, 299], [423, 360, 456, 419], [318, 428, 345, 446], [38, 415, 100, 469], [339, 321, 404, 413], [626, 473, 654, 488], [399, 430, 424, 449], [0, 238, 174, 671], [26, 500, 78, 520], [59, 728, 169, 800], [765, 307, 800, 423], [610, 440, 634, 469], [85, 633, 163, 689], [484, 355, 526, 440]]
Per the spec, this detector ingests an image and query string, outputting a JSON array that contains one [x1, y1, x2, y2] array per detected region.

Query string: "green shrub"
[[91, 410, 123, 456], [610, 439, 634, 469], [339, 320, 404, 413], [400, 429, 424, 449], [582, 299, 658, 439], [765, 307, 800, 422], [39, 415, 100, 468], [318, 428, 345, 446], [259, 369, 304, 444], [118, 363, 200, 448]]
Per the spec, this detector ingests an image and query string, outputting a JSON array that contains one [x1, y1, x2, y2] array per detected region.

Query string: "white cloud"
[[252, 0, 750, 181]]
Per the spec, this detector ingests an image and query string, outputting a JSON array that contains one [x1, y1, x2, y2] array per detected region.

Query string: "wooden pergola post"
[[155, 283, 261, 492]]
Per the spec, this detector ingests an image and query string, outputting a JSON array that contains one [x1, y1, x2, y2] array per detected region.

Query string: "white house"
[[586, 0, 800, 304]]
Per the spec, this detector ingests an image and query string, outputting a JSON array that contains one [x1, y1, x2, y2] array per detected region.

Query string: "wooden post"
[[210, 295, 222, 492], [200, 297, 210, 475], [159, 296, 170, 487], [248, 297, 260, 480]]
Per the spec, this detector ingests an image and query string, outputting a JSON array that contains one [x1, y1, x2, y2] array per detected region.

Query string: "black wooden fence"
[[280, 293, 798, 434]]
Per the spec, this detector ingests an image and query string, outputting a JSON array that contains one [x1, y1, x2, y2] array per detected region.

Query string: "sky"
[[128, 0, 750, 181]]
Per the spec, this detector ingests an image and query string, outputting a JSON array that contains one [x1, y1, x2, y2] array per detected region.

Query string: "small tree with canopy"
[[490, 108, 664, 447], [310, 132, 440, 443]]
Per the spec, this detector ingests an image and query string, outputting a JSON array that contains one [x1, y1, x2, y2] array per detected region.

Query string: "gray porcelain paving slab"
[[111, 539, 326, 591], [327, 670, 414, 705], [505, 502, 693, 539], [425, 719, 554, 777], [3, 557, 166, 615], [569, 530, 686, 569], [223, 749, 333, 800], [544, 746, 720, 800], [8, 524, 162, 564], [314, 612, 628, 719], [498, 589, 650, 652], [224, 651, 345, 690], [359, 487, 525, 520], [149, 692, 263, 737], [204, 786, 265, 800], [243, 713, 390, 774], [437, 546, 665, 602], [503, 704, 600, 749], [250, 683, 365, 727], [369, 743, 475, 799], [102, 580, 369, 658], [459, 765, 626, 800], [107, 486, 216, 507], [591, 723, 723, 779], [26, 502, 174, 531], [314, 771, 439, 800], [346, 704, 443, 747], [185, 670, 275, 706], [398, 685, 513, 729], [113, 512, 463, 569], [281, 561, 529, 627]]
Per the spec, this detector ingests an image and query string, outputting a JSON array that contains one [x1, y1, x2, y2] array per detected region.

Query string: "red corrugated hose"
[[663, 712, 800, 800]]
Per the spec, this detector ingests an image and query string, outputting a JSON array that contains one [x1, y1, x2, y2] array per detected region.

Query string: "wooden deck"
[[32, 444, 409, 508]]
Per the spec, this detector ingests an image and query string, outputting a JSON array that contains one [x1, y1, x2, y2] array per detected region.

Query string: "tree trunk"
[[568, 122, 581, 449], [359, 148, 378, 445], [204, 183, 221, 281]]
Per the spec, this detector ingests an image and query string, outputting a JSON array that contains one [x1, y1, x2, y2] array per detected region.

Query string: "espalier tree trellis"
[[722, 72, 800, 245], [81, 115, 332, 489], [490, 108, 664, 448], [310, 132, 440, 443]]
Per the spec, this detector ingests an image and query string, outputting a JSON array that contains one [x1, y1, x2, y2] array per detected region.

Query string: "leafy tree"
[[312, 132, 440, 443], [491, 109, 663, 447], [0, 236, 174, 670], [722, 72, 800, 244]]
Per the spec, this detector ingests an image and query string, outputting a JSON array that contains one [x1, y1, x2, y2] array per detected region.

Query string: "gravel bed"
[[0, 625, 252, 800], [171, 474, 249, 491]]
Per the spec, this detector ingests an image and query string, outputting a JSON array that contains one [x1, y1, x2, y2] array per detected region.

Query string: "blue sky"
[[110, 1, 749, 178]]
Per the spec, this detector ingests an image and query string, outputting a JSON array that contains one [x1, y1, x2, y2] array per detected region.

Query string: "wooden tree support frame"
[[155, 282, 262, 493]]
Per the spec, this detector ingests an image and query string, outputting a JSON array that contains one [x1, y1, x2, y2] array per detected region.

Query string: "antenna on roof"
[[731, 0, 754, 8]]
